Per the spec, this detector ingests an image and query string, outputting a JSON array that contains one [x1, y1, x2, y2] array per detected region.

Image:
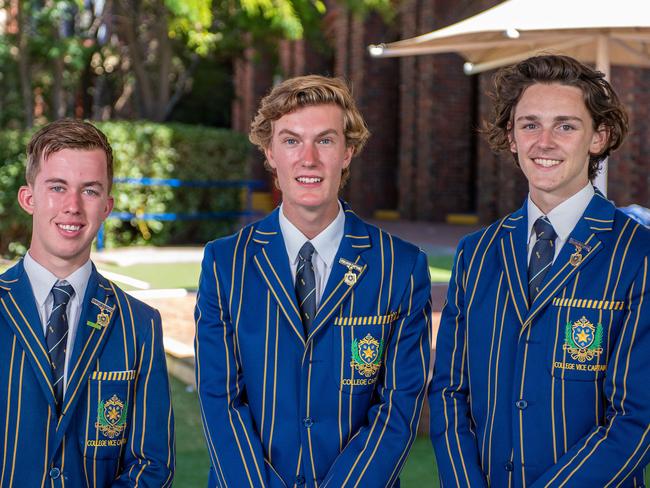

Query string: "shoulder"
[[203, 213, 278, 256], [612, 207, 650, 256], [457, 214, 514, 252]]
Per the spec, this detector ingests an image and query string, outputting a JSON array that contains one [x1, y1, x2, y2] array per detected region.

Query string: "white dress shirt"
[[24, 252, 92, 392], [527, 183, 595, 264], [279, 202, 345, 308]]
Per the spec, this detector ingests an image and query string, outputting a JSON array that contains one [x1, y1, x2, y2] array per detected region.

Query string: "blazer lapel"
[[252, 210, 305, 344], [309, 207, 371, 341], [522, 192, 614, 332], [498, 206, 530, 326], [0, 261, 58, 412], [55, 268, 117, 437]]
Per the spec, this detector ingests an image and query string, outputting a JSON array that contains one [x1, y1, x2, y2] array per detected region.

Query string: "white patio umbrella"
[[369, 0, 650, 193]]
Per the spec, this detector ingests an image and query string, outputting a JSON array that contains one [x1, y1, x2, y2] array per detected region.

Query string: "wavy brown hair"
[[485, 54, 629, 180], [249, 75, 370, 189]]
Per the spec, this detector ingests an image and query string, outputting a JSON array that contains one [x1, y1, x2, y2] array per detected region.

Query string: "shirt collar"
[[279, 201, 345, 267], [23, 252, 93, 306], [527, 183, 595, 243]]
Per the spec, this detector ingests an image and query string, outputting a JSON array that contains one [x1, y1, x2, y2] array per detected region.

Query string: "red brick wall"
[[233, 0, 650, 221]]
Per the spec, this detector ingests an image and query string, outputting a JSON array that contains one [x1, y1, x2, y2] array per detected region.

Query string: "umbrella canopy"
[[369, 0, 650, 76], [369, 0, 650, 193]]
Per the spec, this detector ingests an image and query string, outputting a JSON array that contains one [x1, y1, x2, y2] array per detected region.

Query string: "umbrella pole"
[[595, 34, 610, 195]]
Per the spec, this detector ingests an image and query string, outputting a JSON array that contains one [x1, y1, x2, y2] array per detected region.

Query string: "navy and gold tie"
[[296, 242, 316, 337], [47, 281, 74, 410], [528, 216, 557, 302]]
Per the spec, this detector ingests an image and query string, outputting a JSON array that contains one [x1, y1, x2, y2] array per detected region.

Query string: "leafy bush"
[[0, 122, 252, 257]]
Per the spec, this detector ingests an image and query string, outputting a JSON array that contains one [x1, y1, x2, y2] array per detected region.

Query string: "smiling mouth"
[[533, 158, 562, 168], [57, 223, 82, 232], [296, 177, 322, 184]]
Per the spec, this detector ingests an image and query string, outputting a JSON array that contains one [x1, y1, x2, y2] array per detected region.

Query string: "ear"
[[264, 147, 277, 169], [507, 121, 517, 154], [17, 185, 35, 215], [590, 124, 609, 155], [103, 196, 114, 219], [342, 146, 353, 169]]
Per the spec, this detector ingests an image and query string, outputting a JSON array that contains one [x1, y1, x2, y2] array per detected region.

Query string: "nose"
[[537, 127, 556, 149], [63, 191, 82, 214], [301, 142, 317, 166]]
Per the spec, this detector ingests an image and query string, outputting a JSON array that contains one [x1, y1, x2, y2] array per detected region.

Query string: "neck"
[[28, 249, 87, 280], [529, 183, 589, 215], [282, 202, 340, 240]]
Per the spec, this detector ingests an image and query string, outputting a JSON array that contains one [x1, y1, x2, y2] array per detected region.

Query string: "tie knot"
[[52, 281, 75, 307], [533, 216, 557, 241], [298, 242, 315, 263]]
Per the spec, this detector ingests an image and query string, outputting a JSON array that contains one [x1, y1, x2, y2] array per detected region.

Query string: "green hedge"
[[0, 122, 252, 257]]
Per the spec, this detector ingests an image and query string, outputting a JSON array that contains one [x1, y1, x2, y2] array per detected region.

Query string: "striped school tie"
[[296, 242, 316, 337], [528, 216, 557, 302], [47, 281, 74, 410]]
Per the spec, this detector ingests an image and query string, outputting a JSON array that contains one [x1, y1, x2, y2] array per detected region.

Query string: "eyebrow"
[[44, 178, 106, 190], [515, 115, 584, 123], [277, 128, 340, 138]]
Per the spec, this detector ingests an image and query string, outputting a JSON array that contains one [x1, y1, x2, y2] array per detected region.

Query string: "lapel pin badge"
[[568, 238, 591, 267], [339, 258, 362, 287], [87, 298, 115, 330]]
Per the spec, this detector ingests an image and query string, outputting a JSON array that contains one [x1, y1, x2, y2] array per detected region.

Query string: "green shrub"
[[0, 122, 252, 257]]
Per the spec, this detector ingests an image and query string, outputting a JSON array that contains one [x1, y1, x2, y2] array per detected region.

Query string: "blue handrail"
[[96, 178, 266, 250]]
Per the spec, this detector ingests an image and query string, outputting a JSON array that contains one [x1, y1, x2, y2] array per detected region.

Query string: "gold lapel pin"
[[339, 258, 362, 287], [87, 298, 115, 330], [568, 238, 591, 267]]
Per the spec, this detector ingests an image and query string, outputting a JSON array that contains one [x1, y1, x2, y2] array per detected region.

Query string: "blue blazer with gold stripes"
[[0, 261, 174, 487], [195, 204, 432, 487], [430, 192, 650, 487]]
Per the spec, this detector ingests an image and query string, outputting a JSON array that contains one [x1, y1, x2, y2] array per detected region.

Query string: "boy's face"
[[509, 82, 608, 212], [265, 103, 353, 228], [18, 148, 114, 277]]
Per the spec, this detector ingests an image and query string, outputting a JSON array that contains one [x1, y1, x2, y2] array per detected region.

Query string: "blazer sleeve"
[[531, 255, 650, 488], [195, 243, 286, 488], [321, 250, 432, 487], [112, 309, 175, 487], [429, 238, 489, 488]]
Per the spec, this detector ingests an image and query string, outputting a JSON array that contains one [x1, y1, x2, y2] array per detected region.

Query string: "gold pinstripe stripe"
[[344, 234, 369, 239], [501, 240, 525, 326], [195, 261, 227, 486], [1, 337, 16, 487], [355, 272, 422, 486], [1, 296, 55, 398], [306, 344, 318, 486], [387, 235, 395, 320], [90, 370, 136, 381], [546, 258, 645, 486], [508, 215, 525, 221], [441, 248, 465, 487], [134, 318, 157, 485], [481, 273, 504, 474], [83, 377, 91, 487], [333, 312, 398, 326], [252, 239, 269, 244], [551, 297, 625, 309], [502, 224, 516, 229], [351, 244, 371, 249], [268, 306, 280, 463], [518, 326, 533, 487], [8, 352, 25, 486], [254, 229, 277, 235], [377, 230, 386, 316], [604, 426, 650, 488], [260, 291, 270, 441], [584, 216, 613, 223]]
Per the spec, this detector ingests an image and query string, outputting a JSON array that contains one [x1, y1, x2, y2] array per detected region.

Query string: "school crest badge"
[[563, 316, 603, 363], [351, 334, 384, 377], [96, 394, 128, 438]]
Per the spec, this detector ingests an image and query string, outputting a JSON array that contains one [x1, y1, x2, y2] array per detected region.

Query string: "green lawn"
[[428, 254, 454, 283], [96, 261, 201, 290], [171, 377, 439, 487]]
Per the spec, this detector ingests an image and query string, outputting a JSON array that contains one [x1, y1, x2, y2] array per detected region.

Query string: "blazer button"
[[295, 475, 305, 486], [303, 417, 314, 428], [515, 399, 528, 410], [504, 461, 514, 472], [49, 467, 61, 479]]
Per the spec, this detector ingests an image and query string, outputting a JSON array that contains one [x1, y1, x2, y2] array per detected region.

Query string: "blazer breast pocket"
[[547, 298, 625, 382], [331, 312, 397, 394], [80, 370, 136, 460]]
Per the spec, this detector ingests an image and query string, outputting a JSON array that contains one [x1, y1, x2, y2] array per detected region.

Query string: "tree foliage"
[[0, 0, 393, 128]]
